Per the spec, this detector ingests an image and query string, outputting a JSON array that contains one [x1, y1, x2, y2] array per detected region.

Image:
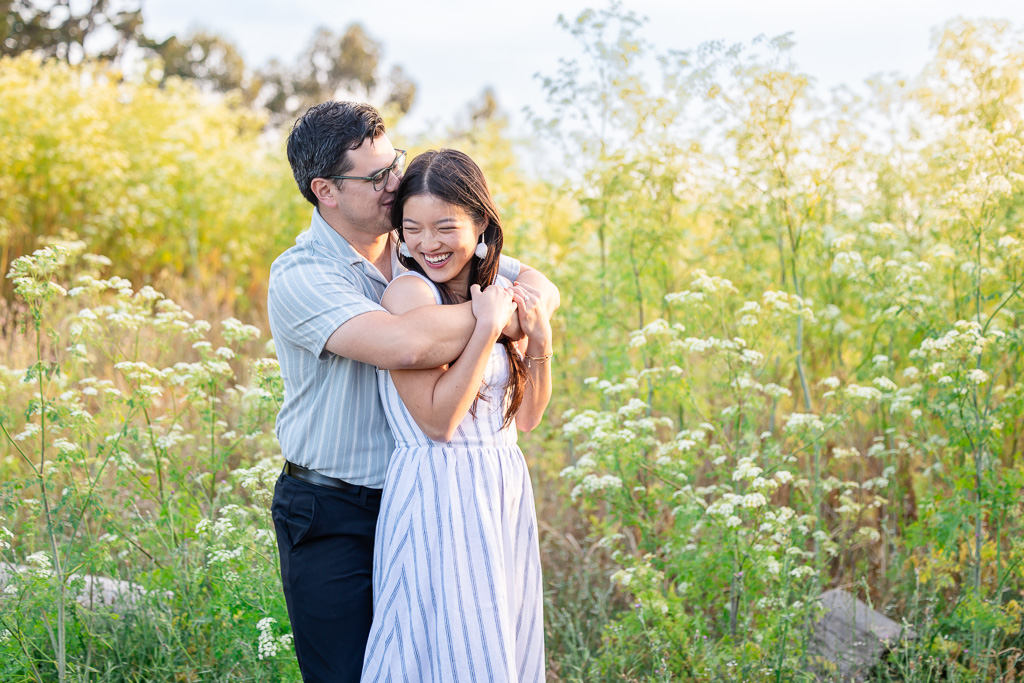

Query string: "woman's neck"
[[443, 266, 473, 304]]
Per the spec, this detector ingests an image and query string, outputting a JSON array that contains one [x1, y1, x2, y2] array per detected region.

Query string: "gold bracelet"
[[523, 352, 552, 368]]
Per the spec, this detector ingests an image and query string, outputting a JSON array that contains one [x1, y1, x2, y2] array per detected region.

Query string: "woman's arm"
[[383, 277, 516, 442], [509, 282, 554, 432]]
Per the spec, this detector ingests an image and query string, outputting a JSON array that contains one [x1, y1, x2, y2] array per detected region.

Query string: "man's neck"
[[359, 233, 393, 282], [324, 218, 392, 281], [347, 229, 389, 262]]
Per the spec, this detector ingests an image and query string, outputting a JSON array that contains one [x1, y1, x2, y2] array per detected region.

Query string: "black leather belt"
[[283, 462, 351, 490], [283, 462, 381, 499]]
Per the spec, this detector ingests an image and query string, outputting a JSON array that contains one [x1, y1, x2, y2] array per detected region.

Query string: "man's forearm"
[[391, 302, 477, 369], [324, 303, 477, 370]]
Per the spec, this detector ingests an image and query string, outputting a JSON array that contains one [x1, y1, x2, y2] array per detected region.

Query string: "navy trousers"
[[271, 470, 382, 683]]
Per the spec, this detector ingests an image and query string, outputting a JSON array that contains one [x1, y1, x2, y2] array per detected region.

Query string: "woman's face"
[[401, 194, 483, 294]]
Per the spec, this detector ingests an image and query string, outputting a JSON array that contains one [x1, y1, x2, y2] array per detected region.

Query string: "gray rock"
[[0, 562, 172, 616], [809, 588, 914, 682]]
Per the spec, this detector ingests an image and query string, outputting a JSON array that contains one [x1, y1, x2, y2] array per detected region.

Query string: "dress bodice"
[[376, 271, 518, 450]]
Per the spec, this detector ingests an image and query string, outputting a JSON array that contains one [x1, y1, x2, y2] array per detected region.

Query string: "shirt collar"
[[303, 209, 404, 286], [303, 208, 365, 266]]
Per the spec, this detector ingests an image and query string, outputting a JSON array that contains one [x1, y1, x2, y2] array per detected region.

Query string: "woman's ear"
[[477, 215, 492, 240]]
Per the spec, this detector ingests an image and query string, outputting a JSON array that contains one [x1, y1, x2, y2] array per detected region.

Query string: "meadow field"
[[1, 8, 1023, 682]]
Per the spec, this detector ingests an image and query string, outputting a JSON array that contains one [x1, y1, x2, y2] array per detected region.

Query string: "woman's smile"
[[422, 252, 453, 267]]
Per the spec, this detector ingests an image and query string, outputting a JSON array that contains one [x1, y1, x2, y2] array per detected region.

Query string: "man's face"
[[331, 135, 402, 237]]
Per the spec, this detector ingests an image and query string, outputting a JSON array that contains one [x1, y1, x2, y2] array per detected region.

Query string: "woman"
[[361, 149, 553, 682]]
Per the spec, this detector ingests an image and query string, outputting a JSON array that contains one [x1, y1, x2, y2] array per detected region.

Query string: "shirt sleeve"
[[268, 255, 386, 359], [497, 253, 521, 282]]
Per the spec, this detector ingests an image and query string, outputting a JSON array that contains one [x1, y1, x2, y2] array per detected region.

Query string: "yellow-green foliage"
[[0, 53, 306, 308], [3, 12, 1024, 683]]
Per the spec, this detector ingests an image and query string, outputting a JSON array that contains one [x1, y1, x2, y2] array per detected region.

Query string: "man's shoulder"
[[270, 238, 351, 288]]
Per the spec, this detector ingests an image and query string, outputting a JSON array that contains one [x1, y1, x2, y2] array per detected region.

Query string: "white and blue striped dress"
[[361, 272, 545, 683]]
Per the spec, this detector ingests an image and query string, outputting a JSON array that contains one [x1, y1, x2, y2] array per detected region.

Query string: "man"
[[267, 101, 558, 683]]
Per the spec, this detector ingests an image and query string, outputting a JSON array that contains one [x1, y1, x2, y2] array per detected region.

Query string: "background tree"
[[254, 24, 417, 124], [143, 29, 251, 98], [2, 5, 417, 123], [0, 0, 144, 63]]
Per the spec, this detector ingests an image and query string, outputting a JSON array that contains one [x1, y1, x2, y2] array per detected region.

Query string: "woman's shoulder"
[[381, 271, 442, 314]]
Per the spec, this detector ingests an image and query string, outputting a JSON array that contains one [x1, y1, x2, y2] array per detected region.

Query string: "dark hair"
[[286, 101, 386, 206], [391, 149, 528, 429]]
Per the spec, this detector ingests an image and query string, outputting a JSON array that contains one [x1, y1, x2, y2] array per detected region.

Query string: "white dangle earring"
[[474, 233, 488, 259], [399, 241, 412, 258]]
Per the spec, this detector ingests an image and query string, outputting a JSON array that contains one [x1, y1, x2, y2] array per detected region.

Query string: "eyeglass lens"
[[373, 151, 406, 191]]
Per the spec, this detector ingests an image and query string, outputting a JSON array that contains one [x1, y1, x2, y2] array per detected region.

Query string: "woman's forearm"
[[397, 321, 500, 442], [516, 333, 553, 432]]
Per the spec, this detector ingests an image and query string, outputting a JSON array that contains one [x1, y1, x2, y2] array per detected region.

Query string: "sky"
[[142, 0, 1024, 137]]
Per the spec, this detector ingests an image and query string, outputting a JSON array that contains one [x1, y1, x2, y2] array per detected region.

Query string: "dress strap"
[[384, 271, 443, 306]]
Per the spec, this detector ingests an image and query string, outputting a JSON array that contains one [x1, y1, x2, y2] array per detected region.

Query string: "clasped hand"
[[469, 282, 551, 342], [469, 283, 518, 337]]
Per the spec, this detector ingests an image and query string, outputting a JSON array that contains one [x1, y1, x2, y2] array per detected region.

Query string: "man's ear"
[[311, 178, 340, 208]]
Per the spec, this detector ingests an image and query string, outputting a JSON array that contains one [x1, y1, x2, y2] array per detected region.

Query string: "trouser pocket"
[[272, 474, 317, 548]]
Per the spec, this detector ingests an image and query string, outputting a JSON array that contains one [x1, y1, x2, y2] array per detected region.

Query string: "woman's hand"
[[470, 283, 517, 338], [510, 281, 552, 343]]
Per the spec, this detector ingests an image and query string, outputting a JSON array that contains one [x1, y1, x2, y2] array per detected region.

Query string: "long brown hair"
[[391, 149, 527, 429]]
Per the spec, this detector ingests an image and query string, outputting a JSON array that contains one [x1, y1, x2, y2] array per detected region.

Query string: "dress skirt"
[[361, 443, 545, 683]]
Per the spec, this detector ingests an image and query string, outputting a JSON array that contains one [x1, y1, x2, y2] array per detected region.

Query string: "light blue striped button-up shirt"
[[268, 208, 521, 487]]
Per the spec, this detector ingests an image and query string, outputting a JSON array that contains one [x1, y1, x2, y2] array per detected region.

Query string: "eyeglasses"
[[328, 149, 407, 192]]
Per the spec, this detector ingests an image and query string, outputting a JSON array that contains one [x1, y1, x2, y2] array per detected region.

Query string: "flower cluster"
[[255, 617, 293, 661]]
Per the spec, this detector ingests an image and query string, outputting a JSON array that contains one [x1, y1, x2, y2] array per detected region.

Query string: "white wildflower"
[[12, 423, 40, 441], [872, 377, 897, 392], [733, 457, 764, 481], [784, 413, 825, 433], [845, 384, 882, 401], [257, 617, 280, 660], [774, 470, 794, 484], [741, 493, 768, 509], [966, 369, 989, 385]]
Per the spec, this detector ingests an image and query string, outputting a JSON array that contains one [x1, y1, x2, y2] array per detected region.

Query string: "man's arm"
[[323, 263, 558, 371], [329, 263, 558, 370], [324, 302, 478, 370]]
